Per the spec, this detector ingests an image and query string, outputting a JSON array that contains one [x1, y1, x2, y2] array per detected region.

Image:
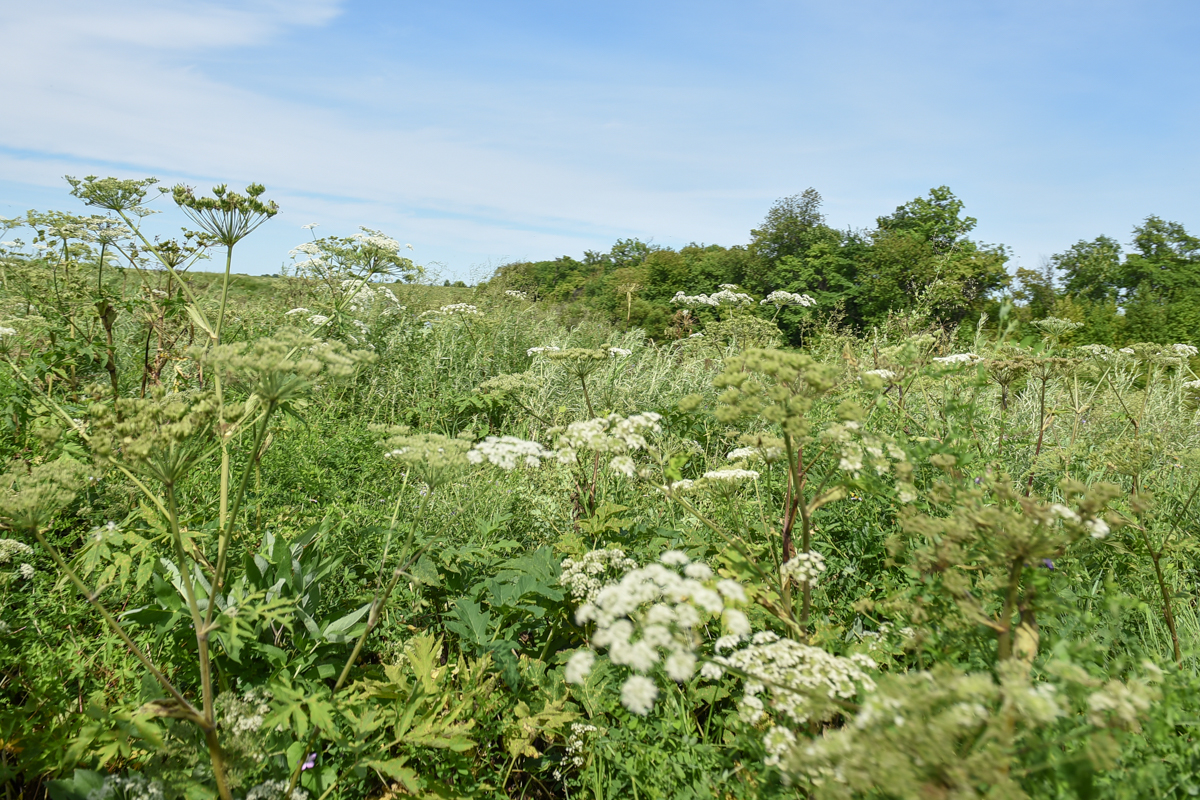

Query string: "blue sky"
[[1, 0, 1197, 281]]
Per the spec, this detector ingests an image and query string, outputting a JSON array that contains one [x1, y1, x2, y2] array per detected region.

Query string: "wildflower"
[[285, 307, 310, 316], [671, 291, 719, 308], [1119, 347, 1135, 355], [467, 436, 553, 469], [1184, 379, 1200, 390], [702, 468, 759, 483], [621, 675, 659, 715], [437, 303, 481, 316], [932, 353, 982, 366], [659, 550, 690, 566], [307, 314, 330, 327], [0, 326, 15, 337], [504, 289, 528, 300], [716, 579, 747, 603], [526, 345, 560, 356], [0, 539, 33, 563], [301, 223, 319, 230], [863, 368, 897, 381], [606, 346, 632, 357], [709, 288, 755, 306], [665, 650, 697, 682], [781, 550, 826, 586], [1172, 343, 1198, 357], [726, 447, 757, 460], [554, 412, 662, 463], [760, 291, 816, 308], [18, 563, 33, 580], [660, 478, 694, 493], [565, 649, 596, 684], [560, 548, 638, 602], [1086, 518, 1110, 538], [609, 455, 636, 477]]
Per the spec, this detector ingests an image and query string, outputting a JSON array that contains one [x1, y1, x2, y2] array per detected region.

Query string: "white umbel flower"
[[781, 550, 827, 586], [932, 352, 981, 366], [565, 649, 596, 684], [467, 436, 553, 469], [620, 675, 659, 715]]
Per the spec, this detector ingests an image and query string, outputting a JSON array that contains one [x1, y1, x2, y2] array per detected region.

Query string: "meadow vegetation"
[[0, 178, 1198, 800]]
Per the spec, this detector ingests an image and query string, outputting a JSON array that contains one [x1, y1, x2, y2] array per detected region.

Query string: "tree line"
[[489, 186, 1200, 346]]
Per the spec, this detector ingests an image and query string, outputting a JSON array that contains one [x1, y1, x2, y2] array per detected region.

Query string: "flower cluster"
[[606, 346, 632, 357], [0, 538, 32, 563], [527, 345, 561, 356], [670, 291, 719, 308], [421, 303, 481, 318], [553, 413, 662, 474], [561, 548, 639, 603], [709, 287, 755, 306], [504, 289, 529, 300], [565, 549, 750, 715], [1173, 343, 1199, 358], [760, 291, 816, 308], [821, 420, 908, 480], [467, 436, 554, 469], [932, 352, 982, 366], [780, 550, 826, 586], [553, 722, 598, 782], [0, 538, 35, 581], [1078, 344, 1114, 359], [218, 685, 274, 737], [715, 632, 877, 727]]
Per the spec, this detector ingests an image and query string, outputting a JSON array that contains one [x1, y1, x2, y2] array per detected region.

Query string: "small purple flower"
[[1040, 559, 1055, 570], [302, 753, 317, 771]]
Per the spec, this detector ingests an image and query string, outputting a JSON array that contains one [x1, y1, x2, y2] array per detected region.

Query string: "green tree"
[[1121, 216, 1200, 343], [1053, 235, 1125, 303], [858, 186, 1009, 326]]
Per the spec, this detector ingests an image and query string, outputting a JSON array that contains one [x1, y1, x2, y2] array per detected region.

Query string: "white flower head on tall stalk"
[[467, 436, 554, 469], [1172, 343, 1198, 358], [700, 468, 759, 495], [932, 352, 982, 366], [709, 288, 755, 307], [565, 548, 750, 715], [554, 412, 662, 467], [0, 539, 33, 564], [781, 550, 827, 586], [301, 223, 319, 230], [760, 291, 816, 308], [671, 291, 719, 308], [527, 345, 561, 356], [504, 289, 529, 300], [561, 548, 638, 603]]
